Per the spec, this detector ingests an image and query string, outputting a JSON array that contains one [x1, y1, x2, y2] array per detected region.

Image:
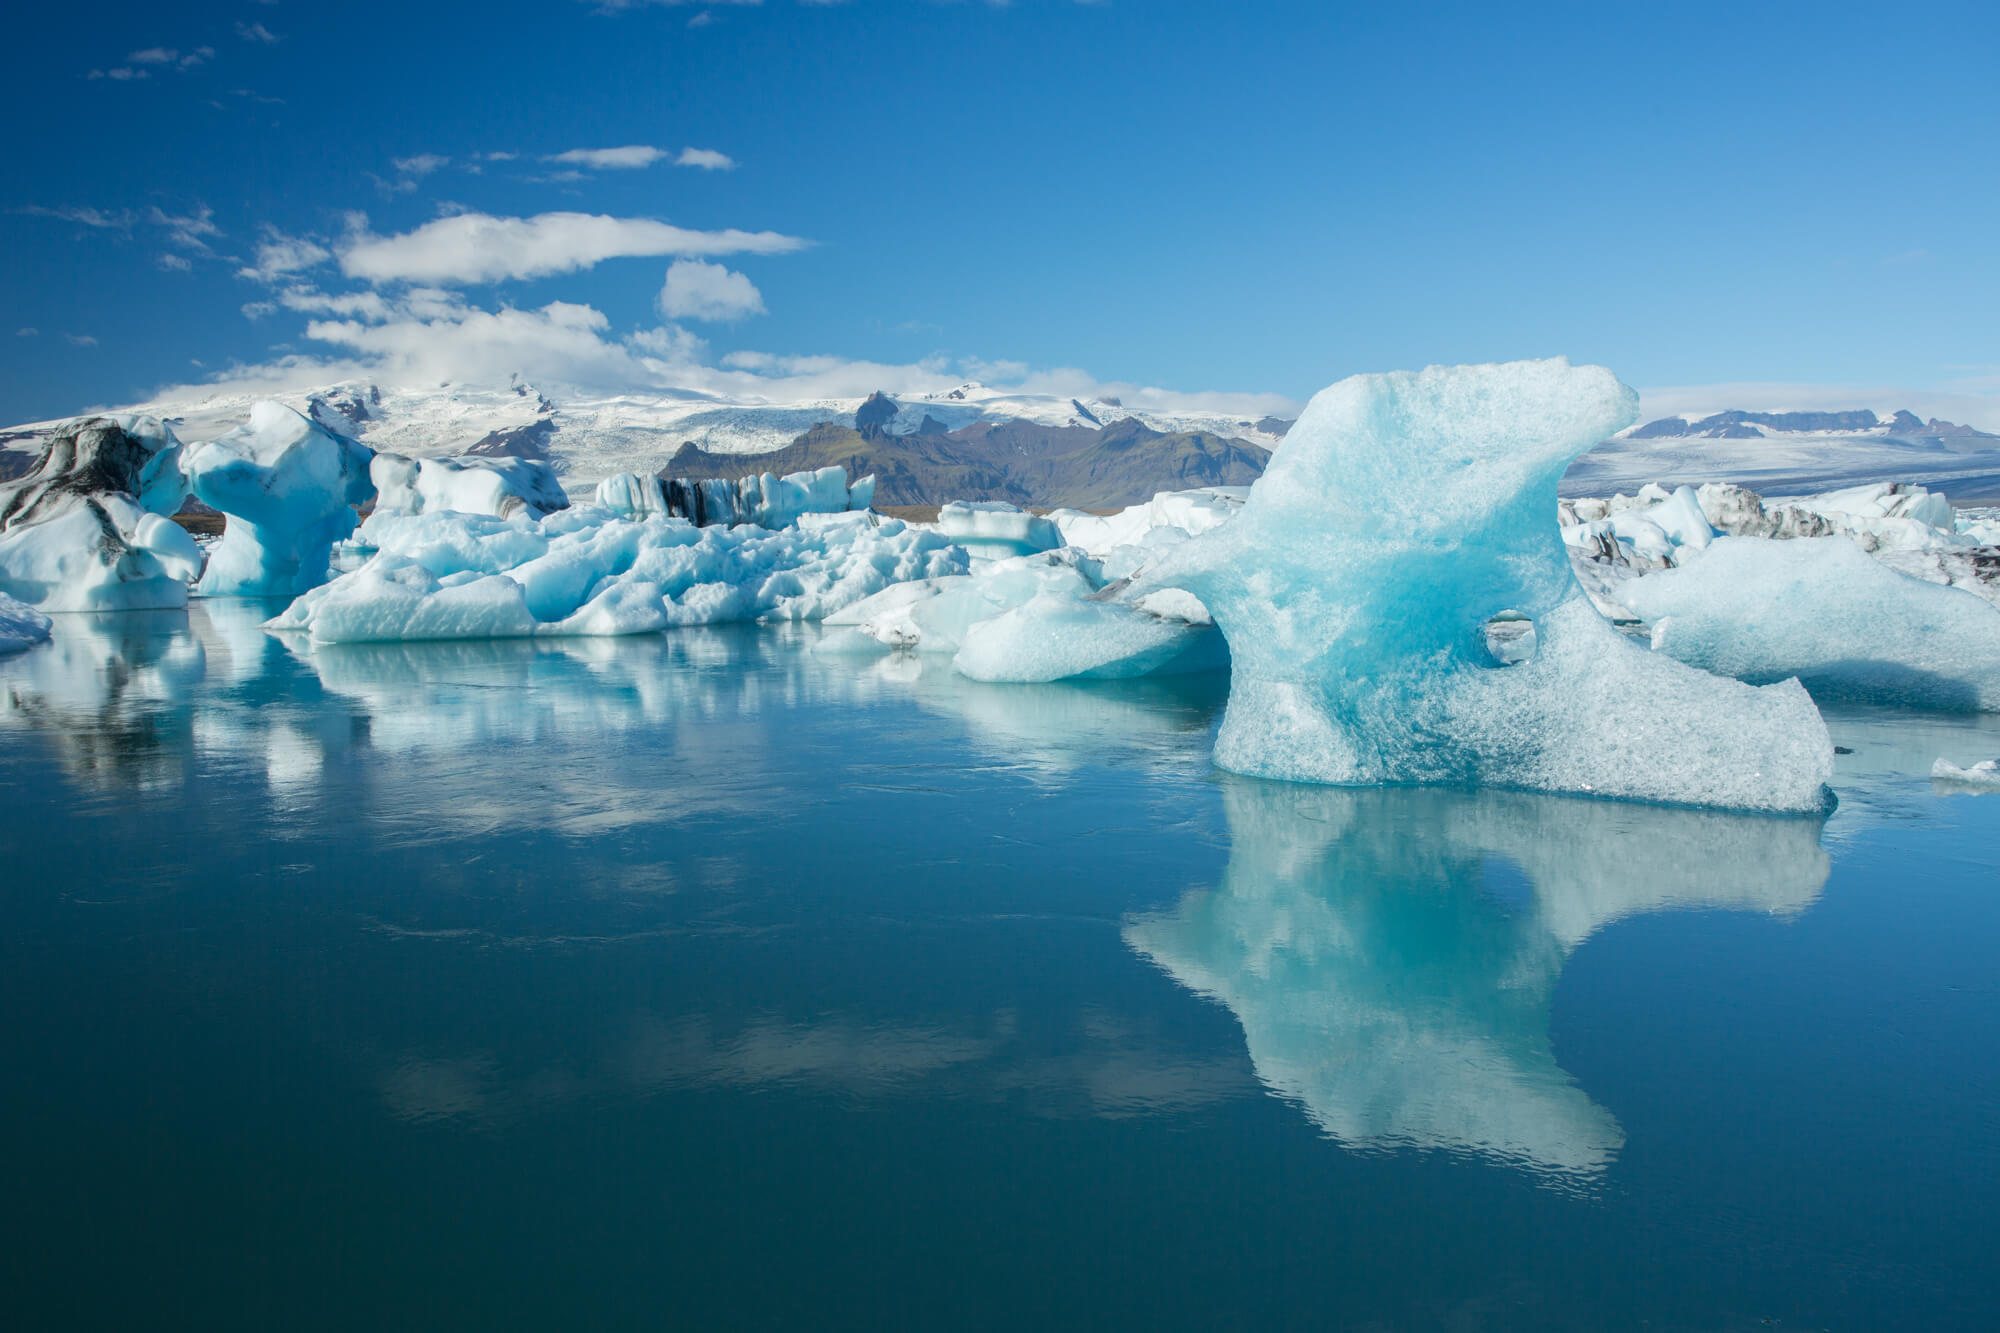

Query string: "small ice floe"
[[1931, 758, 2000, 791]]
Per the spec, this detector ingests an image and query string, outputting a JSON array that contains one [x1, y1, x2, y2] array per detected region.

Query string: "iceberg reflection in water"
[[1128, 778, 1830, 1179]]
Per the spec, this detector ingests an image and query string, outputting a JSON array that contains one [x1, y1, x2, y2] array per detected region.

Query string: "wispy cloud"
[[15, 205, 136, 232], [15, 328, 37, 338], [148, 205, 222, 252], [16, 204, 223, 261], [235, 21, 283, 44], [676, 147, 735, 170], [337, 211, 810, 286], [237, 226, 335, 284], [658, 258, 765, 321], [64, 334, 100, 348], [546, 145, 669, 169]]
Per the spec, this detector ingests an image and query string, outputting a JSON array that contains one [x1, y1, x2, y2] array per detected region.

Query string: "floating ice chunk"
[[593, 472, 672, 518], [639, 466, 873, 529], [1623, 536, 2000, 711], [188, 402, 375, 596], [372, 451, 567, 520], [823, 550, 1097, 654], [271, 507, 965, 644], [952, 589, 1225, 682], [1134, 359, 1835, 813], [271, 555, 540, 643], [0, 416, 203, 611], [0, 591, 51, 654], [1050, 487, 1248, 558], [1931, 757, 2000, 788], [935, 501, 1062, 559]]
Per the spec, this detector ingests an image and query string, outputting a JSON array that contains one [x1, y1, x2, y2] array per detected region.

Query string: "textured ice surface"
[[189, 402, 376, 597], [1623, 536, 2000, 711], [820, 547, 1222, 681], [1931, 757, 2000, 788], [934, 501, 1062, 559], [953, 590, 1224, 682], [373, 452, 568, 520], [0, 416, 202, 611], [270, 506, 965, 643], [0, 591, 51, 653], [601, 466, 871, 528], [821, 551, 1100, 654], [1050, 487, 1247, 558], [1134, 359, 1835, 812], [1126, 779, 1829, 1177]]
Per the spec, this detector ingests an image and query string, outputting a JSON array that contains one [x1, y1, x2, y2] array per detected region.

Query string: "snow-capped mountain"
[[0, 377, 1295, 490]]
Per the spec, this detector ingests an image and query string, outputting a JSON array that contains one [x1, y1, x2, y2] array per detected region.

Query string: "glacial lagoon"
[[3, 603, 1997, 1330]]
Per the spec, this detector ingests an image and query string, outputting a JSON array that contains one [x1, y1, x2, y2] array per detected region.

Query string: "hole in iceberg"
[[1483, 611, 1537, 666]]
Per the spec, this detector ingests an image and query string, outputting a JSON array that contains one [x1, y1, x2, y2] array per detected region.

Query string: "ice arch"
[[1133, 359, 1834, 813]]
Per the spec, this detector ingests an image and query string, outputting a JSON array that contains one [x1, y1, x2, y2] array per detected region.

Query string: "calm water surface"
[[2, 602, 1996, 1331]]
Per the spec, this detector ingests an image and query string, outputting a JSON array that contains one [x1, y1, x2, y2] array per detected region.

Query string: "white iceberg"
[[1050, 487, 1247, 559], [0, 591, 51, 654], [820, 547, 1223, 681], [934, 501, 1062, 559], [1931, 757, 2000, 789], [0, 416, 204, 611], [373, 452, 569, 520], [1621, 536, 2000, 711], [608, 466, 872, 529], [1133, 359, 1835, 813], [269, 506, 966, 644], [188, 401, 376, 596]]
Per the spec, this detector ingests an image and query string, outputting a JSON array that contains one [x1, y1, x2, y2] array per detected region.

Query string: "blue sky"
[[5, 0, 1997, 426]]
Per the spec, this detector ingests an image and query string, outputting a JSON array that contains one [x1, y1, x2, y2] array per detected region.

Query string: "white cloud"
[[337, 211, 809, 286], [89, 67, 150, 81], [127, 48, 177, 64], [546, 145, 668, 170], [158, 253, 194, 271], [238, 227, 334, 284], [658, 259, 765, 321], [676, 147, 736, 170], [15, 328, 37, 338], [236, 21, 282, 44], [241, 301, 278, 320], [65, 334, 100, 347]]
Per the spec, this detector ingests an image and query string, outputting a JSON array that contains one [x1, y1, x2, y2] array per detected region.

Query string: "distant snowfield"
[[0, 378, 1293, 490], [1564, 431, 2000, 504], [8, 375, 2000, 505]]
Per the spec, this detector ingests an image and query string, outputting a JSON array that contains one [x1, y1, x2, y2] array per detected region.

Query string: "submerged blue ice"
[[1134, 359, 1836, 813]]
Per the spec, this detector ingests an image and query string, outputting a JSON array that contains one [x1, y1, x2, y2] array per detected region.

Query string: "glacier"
[[0, 416, 204, 611], [188, 402, 376, 597], [1621, 536, 2000, 711], [269, 506, 966, 643], [1129, 359, 1836, 813]]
